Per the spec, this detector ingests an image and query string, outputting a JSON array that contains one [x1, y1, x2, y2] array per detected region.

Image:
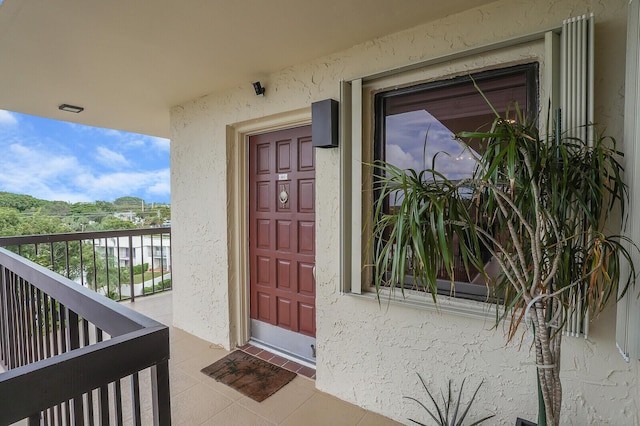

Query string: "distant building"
[[95, 234, 171, 271]]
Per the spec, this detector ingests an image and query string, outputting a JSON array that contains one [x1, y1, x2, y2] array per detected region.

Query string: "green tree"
[[69, 202, 98, 215], [0, 207, 22, 236], [95, 200, 115, 212], [140, 204, 170, 227], [98, 216, 137, 230], [65, 215, 91, 232], [69, 202, 109, 223], [154, 205, 171, 220], [144, 216, 163, 227], [0, 211, 82, 279], [113, 196, 144, 211], [16, 211, 71, 235], [41, 200, 71, 217], [0, 192, 44, 211]]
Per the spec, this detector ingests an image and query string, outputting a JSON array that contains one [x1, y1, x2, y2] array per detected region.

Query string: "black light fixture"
[[312, 99, 339, 148], [58, 104, 84, 113], [252, 81, 265, 96]]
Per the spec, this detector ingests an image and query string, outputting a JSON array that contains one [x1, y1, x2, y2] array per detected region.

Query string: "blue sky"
[[0, 109, 170, 204]]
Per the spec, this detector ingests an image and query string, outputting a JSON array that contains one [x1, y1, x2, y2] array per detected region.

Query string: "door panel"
[[249, 126, 316, 342]]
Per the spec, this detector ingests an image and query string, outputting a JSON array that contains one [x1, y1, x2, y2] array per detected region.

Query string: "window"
[[373, 63, 539, 301]]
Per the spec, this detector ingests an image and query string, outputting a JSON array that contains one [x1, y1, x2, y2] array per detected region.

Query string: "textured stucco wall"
[[170, 0, 639, 423]]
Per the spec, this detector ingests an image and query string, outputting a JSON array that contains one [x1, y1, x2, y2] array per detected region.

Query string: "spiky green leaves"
[[404, 374, 495, 426]]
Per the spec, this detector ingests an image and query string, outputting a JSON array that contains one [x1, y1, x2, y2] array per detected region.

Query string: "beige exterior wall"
[[170, 0, 639, 423]]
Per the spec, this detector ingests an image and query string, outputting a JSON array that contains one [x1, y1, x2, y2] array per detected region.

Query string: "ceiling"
[[0, 0, 494, 138]]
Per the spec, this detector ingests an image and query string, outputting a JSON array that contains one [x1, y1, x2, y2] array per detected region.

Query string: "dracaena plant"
[[371, 100, 636, 426], [404, 374, 495, 426]]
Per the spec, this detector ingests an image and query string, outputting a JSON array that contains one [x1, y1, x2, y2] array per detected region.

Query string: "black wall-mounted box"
[[312, 99, 339, 148]]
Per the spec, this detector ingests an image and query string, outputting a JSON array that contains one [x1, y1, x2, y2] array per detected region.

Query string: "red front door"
[[249, 126, 316, 344]]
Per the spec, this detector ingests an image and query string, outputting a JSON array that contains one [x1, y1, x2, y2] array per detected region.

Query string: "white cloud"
[[150, 137, 170, 151], [102, 128, 123, 137], [147, 180, 171, 196], [0, 110, 18, 126], [0, 143, 87, 201], [7, 144, 80, 178], [95, 146, 131, 168], [0, 141, 170, 203], [126, 138, 146, 148], [74, 169, 170, 201], [386, 144, 421, 171], [79, 125, 170, 153]]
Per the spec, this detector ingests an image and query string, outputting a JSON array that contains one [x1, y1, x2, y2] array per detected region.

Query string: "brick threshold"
[[237, 343, 316, 380]]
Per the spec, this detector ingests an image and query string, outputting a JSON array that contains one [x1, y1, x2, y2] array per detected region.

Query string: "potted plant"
[[371, 98, 636, 426]]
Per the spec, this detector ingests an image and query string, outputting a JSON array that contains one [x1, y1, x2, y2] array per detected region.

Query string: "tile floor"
[[121, 292, 402, 426]]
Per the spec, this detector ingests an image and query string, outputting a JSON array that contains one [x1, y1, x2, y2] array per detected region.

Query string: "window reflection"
[[374, 63, 539, 299], [385, 109, 477, 183]]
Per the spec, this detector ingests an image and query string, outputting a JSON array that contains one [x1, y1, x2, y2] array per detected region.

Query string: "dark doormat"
[[201, 350, 297, 402]]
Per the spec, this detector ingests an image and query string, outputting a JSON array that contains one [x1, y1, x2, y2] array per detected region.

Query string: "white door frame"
[[226, 107, 312, 349]]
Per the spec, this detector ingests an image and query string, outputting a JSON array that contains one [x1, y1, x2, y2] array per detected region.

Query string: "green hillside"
[[0, 192, 170, 235]]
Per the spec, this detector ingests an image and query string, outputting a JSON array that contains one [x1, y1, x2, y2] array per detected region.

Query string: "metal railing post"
[[152, 360, 172, 426]]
